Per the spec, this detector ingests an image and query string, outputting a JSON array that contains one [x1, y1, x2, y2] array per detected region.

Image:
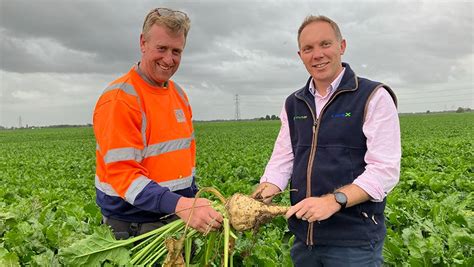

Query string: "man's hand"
[[175, 197, 223, 233], [285, 194, 340, 223], [251, 182, 281, 204]]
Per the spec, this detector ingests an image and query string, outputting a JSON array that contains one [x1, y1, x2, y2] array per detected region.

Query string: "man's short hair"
[[142, 8, 191, 39], [297, 15, 343, 48]]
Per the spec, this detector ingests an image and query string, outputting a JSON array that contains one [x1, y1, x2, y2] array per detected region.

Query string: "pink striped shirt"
[[260, 68, 401, 201]]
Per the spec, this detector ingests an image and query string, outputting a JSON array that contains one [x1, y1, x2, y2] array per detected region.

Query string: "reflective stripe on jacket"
[[93, 65, 197, 222]]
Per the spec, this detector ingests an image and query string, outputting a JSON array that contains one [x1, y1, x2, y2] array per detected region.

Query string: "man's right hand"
[[175, 197, 223, 233], [251, 182, 281, 204]]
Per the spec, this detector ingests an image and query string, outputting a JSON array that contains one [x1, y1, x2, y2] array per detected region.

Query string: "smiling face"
[[298, 21, 346, 90], [139, 24, 186, 86]]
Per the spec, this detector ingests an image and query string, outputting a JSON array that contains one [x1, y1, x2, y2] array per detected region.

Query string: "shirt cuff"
[[158, 191, 182, 214], [353, 173, 386, 202], [260, 173, 289, 192]]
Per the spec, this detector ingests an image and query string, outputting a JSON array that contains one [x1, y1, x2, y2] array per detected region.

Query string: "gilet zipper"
[[295, 88, 354, 246]]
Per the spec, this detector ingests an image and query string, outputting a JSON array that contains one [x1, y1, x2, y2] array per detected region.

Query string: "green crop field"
[[1, 113, 473, 266]]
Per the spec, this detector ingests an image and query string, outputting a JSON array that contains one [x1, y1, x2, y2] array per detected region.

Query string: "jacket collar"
[[295, 62, 358, 99], [293, 62, 359, 114], [336, 62, 358, 92]]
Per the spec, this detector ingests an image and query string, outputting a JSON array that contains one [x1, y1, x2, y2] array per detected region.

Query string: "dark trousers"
[[290, 238, 384, 267], [102, 215, 178, 240]]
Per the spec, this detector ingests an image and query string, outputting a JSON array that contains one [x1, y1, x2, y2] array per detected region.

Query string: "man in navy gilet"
[[252, 15, 401, 266]]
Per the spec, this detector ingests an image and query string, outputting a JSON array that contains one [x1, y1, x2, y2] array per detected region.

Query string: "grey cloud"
[[342, 1, 473, 86], [0, 0, 472, 127], [1, 0, 142, 73]]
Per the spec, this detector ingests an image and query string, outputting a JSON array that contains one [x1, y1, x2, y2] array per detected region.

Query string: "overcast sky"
[[1, 0, 473, 127]]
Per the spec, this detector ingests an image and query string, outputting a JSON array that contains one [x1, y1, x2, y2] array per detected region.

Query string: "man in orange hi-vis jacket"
[[93, 7, 223, 239]]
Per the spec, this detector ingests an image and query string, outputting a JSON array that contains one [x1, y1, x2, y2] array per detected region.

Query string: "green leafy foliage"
[[59, 227, 131, 266], [383, 113, 473, 266], [1, 113, 473, 266]]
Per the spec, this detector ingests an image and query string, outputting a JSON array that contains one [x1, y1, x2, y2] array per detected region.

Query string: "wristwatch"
[[333, 192, 347, 210]]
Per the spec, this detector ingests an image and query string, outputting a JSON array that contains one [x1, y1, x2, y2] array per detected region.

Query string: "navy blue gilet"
[[285, 62, 397, 246]]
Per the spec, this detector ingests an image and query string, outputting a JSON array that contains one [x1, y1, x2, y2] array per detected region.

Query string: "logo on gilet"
[[331, 112, 352, 118], [293, 115, 308, 120]]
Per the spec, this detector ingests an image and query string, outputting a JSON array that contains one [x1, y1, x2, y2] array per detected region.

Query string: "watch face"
[[335, 192, 347, 204]]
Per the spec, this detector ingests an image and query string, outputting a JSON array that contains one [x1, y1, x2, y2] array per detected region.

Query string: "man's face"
[[140, 24, 186, 86], [298, 21, 346, 88]]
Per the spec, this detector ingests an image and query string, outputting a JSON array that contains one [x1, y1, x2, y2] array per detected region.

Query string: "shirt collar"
[[308, 67, 346, 97]]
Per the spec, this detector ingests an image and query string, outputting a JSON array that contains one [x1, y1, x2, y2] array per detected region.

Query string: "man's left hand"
[[285, 195, 340, 223]]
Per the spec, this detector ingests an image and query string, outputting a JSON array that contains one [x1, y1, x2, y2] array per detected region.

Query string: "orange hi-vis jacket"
[[93, 65, 197, 222]]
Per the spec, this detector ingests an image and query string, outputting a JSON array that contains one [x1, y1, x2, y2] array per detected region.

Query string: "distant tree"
[[265, 115, 271, 120], [426, 110, 430, 114], [456, 107, 465, 113], [271, 115, 277, 120]]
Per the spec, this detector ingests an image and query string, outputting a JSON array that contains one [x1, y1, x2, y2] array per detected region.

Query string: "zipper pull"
[[361, 212, 369, 218], [312, 121, 317, 133]]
